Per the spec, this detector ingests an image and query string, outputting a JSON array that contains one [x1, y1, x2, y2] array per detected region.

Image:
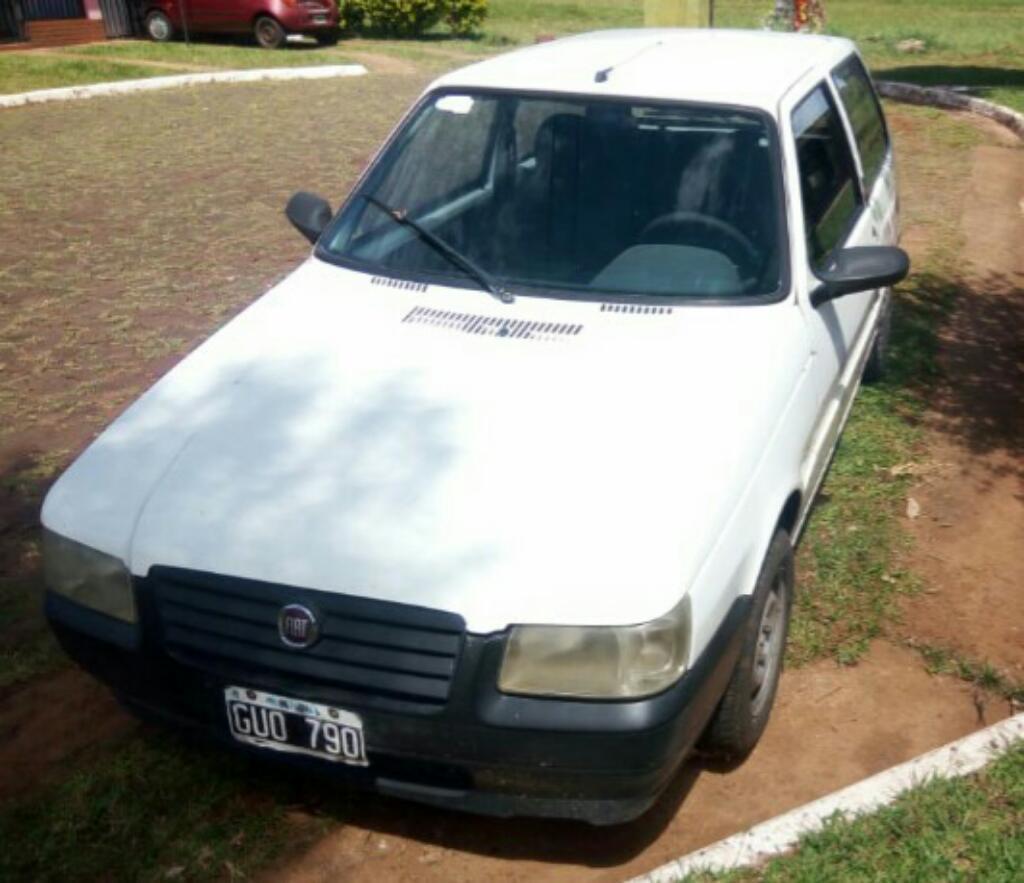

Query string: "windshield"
[[321, 90, 785, 301]]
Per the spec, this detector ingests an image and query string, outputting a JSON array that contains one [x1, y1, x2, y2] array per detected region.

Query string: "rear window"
[[832, 55, 889, 189]]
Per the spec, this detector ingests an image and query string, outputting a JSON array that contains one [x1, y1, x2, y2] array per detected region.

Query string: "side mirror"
[[811, 246, 910, 308], [286, 191, 333, 245]]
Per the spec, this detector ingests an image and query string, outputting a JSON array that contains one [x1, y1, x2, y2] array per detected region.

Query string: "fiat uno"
[[43, 29, 908, 824]]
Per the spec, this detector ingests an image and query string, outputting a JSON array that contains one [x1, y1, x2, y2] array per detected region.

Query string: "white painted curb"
[[877, 80, 1024, 141], [0, 64, 367, 109], [629, 712, 1024, 883]]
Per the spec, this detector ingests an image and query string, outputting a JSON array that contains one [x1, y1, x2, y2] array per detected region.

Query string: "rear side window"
[[832, 55, 889, 189], [792, 85, 863, 267]]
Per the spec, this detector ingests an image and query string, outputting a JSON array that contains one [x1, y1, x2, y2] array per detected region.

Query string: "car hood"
[[43, 260, 808, 632]]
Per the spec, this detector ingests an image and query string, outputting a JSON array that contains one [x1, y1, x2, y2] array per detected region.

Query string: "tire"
[[862, 288, 893, 384], [254, 15, 286, 49], [316, 31, 340, 46], [145, 10, 174, 42], [700, 529, 794, 759]]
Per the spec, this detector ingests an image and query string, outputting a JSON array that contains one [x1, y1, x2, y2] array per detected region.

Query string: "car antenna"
[[595, 40, 664, 83]]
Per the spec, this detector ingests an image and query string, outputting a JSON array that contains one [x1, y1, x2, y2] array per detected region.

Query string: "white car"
[[42, 29, 907, 824]]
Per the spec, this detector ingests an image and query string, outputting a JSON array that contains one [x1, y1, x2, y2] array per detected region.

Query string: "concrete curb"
[[877, 80, 1024, 141], [628, 712, 1024, 883], [0, 64, 367, 109]]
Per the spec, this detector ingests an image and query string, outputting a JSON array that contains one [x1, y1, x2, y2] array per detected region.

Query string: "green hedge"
[[339, 0, 488, 37]]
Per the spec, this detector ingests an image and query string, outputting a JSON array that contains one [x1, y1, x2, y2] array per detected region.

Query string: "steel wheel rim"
[[257, 20, 278, 45], [149, 17, 169, 40], [750, 575, 785, 717]]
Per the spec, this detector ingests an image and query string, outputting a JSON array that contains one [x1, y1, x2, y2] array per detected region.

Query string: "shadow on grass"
[[166, 33, 325, 50], [341, 27, 497, 42], [0, 716, 720, 882], [876, 64, 1024, 101], [0, 453, 65, 690], [891, 267, 1024, 486]]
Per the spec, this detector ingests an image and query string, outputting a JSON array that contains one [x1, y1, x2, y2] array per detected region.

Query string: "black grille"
[[402, 306, 583, 340], [150, 568, 465, 711], [371, 276, 428, 293]]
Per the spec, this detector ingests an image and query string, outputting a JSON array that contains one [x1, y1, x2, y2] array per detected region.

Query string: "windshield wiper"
[[361, 194, 514, 305]]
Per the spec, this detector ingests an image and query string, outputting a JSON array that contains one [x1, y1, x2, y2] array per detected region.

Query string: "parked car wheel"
[[700, 529, 793, 759], [862, 290, 893, 384], [145, 10, 174, 42], [254, 15, 287, 49]]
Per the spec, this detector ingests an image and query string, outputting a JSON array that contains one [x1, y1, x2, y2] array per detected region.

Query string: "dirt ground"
[[0, 69, 1021, 881], [269, 641, 1008, 883], [898, 120, 1024, 684], [0, 668, 131, 801]]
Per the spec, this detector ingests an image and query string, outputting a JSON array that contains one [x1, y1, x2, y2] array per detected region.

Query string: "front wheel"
[[863, 289, 893, 384], [254, 15, 286, 49], [145, 10, 174, 42], [699, 529, 793, 759]]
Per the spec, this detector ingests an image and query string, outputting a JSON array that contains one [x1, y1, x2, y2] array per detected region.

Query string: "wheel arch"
[[252, 10, 284, 27], [777, 489, 803, 541]]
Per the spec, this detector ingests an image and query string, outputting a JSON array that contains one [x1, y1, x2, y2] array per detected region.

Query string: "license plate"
[[224, 686, 368, 766], [313, 15, 328, 23]]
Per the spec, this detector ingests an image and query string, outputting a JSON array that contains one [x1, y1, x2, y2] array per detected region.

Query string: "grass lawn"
[[825, 0, 1024, 114], [686, 740, 1024, 882], [0, 731, 334, 883], [72, 37, 353, 68], [0, 576, 63, 691], [0, 54, 170, 92], [0, 40, 353, 94], [1, 0, 1021, 109]]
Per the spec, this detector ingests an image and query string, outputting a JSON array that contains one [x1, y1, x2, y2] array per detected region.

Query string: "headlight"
[[499, 596, 691, 699], [42, 529, 136, 623]]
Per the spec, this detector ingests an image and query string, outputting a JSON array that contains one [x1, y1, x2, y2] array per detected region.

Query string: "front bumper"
[[46, 583, 748, 825]]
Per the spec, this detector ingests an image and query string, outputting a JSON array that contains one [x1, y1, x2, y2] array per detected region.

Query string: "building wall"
[[22, 0, 86, 20]]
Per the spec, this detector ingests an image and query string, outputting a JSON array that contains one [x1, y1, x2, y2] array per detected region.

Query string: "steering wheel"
[[639, 211, 761, 278]]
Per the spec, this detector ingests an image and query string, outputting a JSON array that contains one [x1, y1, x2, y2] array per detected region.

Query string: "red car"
[[144, 0, 339, 49]]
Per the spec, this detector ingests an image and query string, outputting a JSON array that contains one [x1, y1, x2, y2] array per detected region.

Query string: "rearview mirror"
[[811, 246, 910, 308], [286, 191, 333, 245]]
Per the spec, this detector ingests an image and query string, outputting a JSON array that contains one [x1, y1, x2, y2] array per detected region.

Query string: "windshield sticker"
[[435, 95, 475, 115]]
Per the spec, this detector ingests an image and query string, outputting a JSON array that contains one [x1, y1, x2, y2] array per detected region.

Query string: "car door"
[[831, 53, 899, 362], [831, 54, 898, 250], [789, 80, 876, 495], [179, 0, 217, 31], [183, 0, 239, 32]]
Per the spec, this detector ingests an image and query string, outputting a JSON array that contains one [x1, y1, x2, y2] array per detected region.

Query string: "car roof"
[[430, 29, 856, 114]]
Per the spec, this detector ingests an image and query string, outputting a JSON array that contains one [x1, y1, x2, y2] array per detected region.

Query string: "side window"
[[832, 55, 889, 189], [513, 99, 582, 160], [792, 85, 864, 267]]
